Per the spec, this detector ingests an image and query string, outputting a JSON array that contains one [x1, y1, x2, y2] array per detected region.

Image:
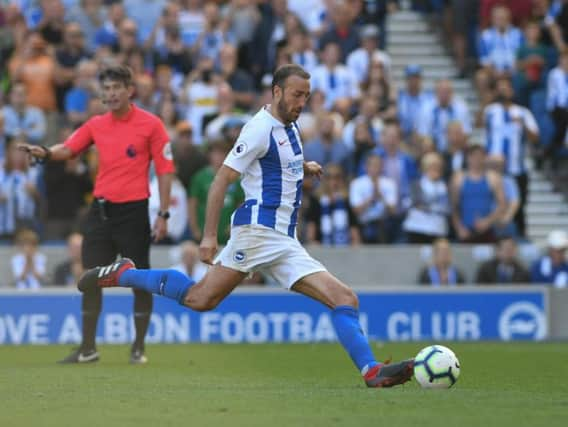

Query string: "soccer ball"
[[414, 345, 460, 389]]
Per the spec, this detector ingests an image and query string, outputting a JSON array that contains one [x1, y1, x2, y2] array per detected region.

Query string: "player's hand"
[[199, 236, 218, 265], [304, 161, 323, 179], [152, 216, 168, 242]]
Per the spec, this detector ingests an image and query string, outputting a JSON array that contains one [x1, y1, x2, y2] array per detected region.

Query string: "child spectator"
[[11, 228, 46, 290], [305, 164, 360, 246], [418, 238, 465, 286], [403, 152, 450, 243], [476, 237, 530, 284]]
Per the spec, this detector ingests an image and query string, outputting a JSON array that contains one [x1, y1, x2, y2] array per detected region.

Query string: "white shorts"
[[215, 225, 327, 289]]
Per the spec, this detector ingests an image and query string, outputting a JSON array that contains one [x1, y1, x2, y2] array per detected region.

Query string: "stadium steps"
[[386, 9, 568, 245]]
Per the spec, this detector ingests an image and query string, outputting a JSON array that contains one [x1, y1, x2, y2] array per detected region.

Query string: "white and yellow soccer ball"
[[414, 345, 460, 389]]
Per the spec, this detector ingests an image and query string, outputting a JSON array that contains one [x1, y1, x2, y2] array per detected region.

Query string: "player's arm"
[[200, 165, 241, 264]]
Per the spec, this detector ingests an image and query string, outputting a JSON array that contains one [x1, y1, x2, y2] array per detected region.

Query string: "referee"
[[19, 65, 175, 364]]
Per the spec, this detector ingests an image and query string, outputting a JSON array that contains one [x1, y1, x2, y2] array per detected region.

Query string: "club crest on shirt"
[[233, 250, 246, 263], [126, 144, 137, 158], [162, 142, 173, 161], [233, 142, 247, 157]]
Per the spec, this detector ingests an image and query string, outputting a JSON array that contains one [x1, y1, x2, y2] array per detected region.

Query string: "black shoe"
[[57, 348, 100, 364], [364, 359, 414, 388], [78, 258, 135, 293], [130, 346, 148, 365]]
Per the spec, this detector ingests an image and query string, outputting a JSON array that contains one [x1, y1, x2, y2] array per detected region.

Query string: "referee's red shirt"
[[64, 104, 175, 203]]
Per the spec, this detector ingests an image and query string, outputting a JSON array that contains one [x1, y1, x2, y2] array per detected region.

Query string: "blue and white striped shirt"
[[0, 167, 39, 235], [398, 89, 434, 136], [484, 103, 539, 176], [418, 97, 472, 152], [546, 66, 568, 110], [224, 107, 304, 238], [479, 27, 524, 72]]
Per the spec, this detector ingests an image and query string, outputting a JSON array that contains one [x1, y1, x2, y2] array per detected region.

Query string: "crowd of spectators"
[[0, 0, 567, 286]]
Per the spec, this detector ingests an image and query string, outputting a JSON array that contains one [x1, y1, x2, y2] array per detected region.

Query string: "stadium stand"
[[1, 0, 568, 287]]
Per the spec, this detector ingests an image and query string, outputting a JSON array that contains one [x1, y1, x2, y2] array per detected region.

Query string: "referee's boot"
[[78, 258, 136, 292], [57, 347, 100, 364], [364, 358, 415, 388]]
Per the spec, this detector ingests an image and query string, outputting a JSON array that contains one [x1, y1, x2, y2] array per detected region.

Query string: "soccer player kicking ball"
[[79, 64, 414, 387]]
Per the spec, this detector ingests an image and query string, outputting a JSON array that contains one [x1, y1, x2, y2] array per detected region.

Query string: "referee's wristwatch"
[[157, 210, 170, 220]]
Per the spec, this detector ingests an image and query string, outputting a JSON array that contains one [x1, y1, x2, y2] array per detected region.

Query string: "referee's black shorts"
[[81, 199, 151, 269]]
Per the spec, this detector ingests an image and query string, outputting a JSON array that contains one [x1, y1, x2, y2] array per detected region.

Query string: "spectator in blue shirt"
[[94, 2, 125, 49], [64, 60, 98, 126], [2, 83, 46, 145], [304, 113, 353, 175], [531, 230, 568, 287]]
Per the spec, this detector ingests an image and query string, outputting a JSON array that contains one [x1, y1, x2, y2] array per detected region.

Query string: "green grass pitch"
[[1, 343, 567, 427]]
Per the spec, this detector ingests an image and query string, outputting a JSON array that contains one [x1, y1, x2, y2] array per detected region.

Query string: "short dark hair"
[[98, 65, 133, 87], [466, 143, 485, 156], [271, 64, 310, 95]]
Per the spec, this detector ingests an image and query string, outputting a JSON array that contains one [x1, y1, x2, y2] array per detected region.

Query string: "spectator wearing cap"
[[478, 5, 524, 80], [476, 237, 530, 284], [188, 140, 244, 244], [311, 42, 360, 110], [403, 152, 450, 244], [346, 24, 391, 85], [531, 230, 568, 287], [451, 144, 505, 243], [397, 64, 433, 140], [418, 238, 465, 286], [318, 0, 360, 62], [483, 77, 538, 238], [349, 153, 397, 243], [2, 83, 46, 145], [11, 229, 46, 290], [418, 79, 472, 153], [305, 113, 353, 175], [172, 121, 208, 191], [442, 121, 468, 181]]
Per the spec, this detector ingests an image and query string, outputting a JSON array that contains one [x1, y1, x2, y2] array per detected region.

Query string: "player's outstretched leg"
[[77, 258, 195, 304], [293, 272, 414, 388]]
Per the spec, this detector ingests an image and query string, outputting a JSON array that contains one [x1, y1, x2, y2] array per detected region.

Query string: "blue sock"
[[332, 305, 379, 376], [118, 269, 194, 305]]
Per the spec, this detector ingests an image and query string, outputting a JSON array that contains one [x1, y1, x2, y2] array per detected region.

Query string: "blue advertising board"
[[0, 288, 548, 344]]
